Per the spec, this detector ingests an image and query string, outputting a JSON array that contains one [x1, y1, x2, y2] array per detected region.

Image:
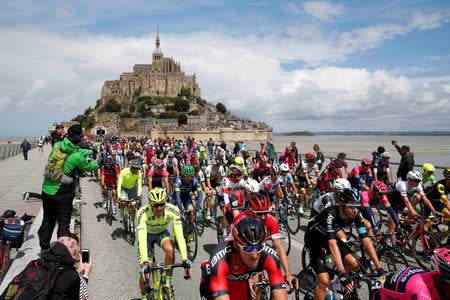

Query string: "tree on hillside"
[[101, 99, 121, 112], [172, 98, 190, 112], [216, 102, 227, 114], [84, 106, 93, 116], [178, 87, 191, 97], [178, 113, 188, 125]]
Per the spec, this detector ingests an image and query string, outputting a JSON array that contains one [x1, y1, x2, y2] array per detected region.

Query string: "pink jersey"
[[147, 168, 169, 178], [372, 267, 444, 300], [361, 190, 390, 206], [349, 165, 372, 178]]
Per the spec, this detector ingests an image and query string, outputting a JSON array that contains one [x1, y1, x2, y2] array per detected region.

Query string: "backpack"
[[0, 258, 61, 300], [0, 217, 24, 242], [43, 143, 68, 182]]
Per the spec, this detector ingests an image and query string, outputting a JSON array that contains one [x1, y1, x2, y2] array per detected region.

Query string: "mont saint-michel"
[[77, 29, 272, 141]]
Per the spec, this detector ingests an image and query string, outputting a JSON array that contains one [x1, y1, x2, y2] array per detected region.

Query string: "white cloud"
[[303, 1, 343, 21], [0, 23, 449, 135], [411, 11, 445, 30]]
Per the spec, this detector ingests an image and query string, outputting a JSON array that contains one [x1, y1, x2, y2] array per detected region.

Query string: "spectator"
[[290, 141, 299, 162], [313, 144, 325, 170], [207, 138, 214, 156], [20, 139, 31, 160], [51, 125, 66, 147], [265, 141, 276, 164], [38, 125, 99, 250], [37, 137, 44, 155], [391, 140, 415, 181], [372, 146, 385, 162]]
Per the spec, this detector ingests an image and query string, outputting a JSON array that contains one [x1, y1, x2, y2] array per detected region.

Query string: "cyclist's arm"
[[117, 170, 124, 196], [163, 176, 170, 193], [402, 195, 418, 217], [137, 171, 142, 197], [386, 167, 392, 183], [271, 238, 291, 280], [361, 236, 381, 270], [171, 210, 188, 261], [136, 209, 148, 264], [328, 239, 346, 273], [100, 169, 105, 186], [174, 186, 183, 211], [421, 195, 437, 215]]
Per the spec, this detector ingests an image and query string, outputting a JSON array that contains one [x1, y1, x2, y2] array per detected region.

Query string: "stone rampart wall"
[[146, 128, 272, 142]]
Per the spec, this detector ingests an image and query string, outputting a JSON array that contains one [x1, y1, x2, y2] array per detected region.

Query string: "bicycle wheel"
[[377, 244, 408, 272], [196, 210, 205, 236], [215, 211, 225, 243], [107, 193, 113, 226], [122, 208, 129, 234], [129, 213, 136, 246], [297, 269, 316, 300], [372, 205, 385, 230], [278, 221, 291, 256], [186, 221, 198, 261], [412, 231, 441, 269], [301, 246, 311, 270], [284, 202, 301, 235], [0, 246, 10, 282]]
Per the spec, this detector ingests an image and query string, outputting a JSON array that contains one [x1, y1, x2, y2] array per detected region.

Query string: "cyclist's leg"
[[160, 233, 175, 282], [138, 235, 157, 297]]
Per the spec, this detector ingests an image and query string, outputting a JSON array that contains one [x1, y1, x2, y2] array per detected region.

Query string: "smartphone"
[[81, 249, 90, 263]]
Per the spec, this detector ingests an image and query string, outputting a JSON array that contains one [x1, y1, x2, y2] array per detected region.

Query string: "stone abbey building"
[[100, 28, 201, 105]]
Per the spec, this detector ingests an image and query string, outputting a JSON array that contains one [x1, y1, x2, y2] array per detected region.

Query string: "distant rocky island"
[[281, 131, 314, 136], [68, 27, 272, 142]]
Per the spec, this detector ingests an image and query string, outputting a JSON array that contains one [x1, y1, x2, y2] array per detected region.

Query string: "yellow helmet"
[[235, 156, 244, 165], [423, 163, 435, 173], [148, 187, 167, 205]]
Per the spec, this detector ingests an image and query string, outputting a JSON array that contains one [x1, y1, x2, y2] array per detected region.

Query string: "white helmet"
[[381, 152, 391, 159], [243, 178, 260, 193], [279, 163, 289, 172], [332, 178, 351, 193], [407, 170, 422, 181]]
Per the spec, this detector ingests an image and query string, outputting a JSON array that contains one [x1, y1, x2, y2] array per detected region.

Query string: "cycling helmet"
[[305, 152, 314, 160], [182, 166, 195, 176], [270, 165, 279, 174], [332, 178, 351, 193], [422, 163, 435, 173], [279, 163, 289, 172], [168, 151, 174, 158], [148, 187, 167, 205], [134, 152, 141, 158], [232, 217, 267, 246], [431, 248, 450, 278], [372, 181, 388, 194], [104, 157, 115, 168], [340, 187, 361, 205], [407, 170, 422, 181], [248, 193, 271, 213], [444, 168, 450, 179], [199, 146, 206, 152], [380, 152, 391, 159], [154, 159, 164, 168], [228, 165, 243, 177], [337, 152, 347, 159], [243, 178, 260, 194], [129, 160, 141, 169], [361, 158, 372, 166], [235, 156, 244, 165]]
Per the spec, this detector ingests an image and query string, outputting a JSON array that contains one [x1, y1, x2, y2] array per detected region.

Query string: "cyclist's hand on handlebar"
[[339, 273, 355, 294], [286, 274, 298, 290], [182, 261, 191, 280], [376, 267, 386, 277]]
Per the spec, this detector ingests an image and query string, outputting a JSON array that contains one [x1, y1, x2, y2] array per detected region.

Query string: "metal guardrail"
[[0, 143, 37, 160]]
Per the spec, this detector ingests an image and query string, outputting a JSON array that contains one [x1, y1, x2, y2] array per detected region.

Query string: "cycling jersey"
[[388, 181, 425, 212], [372, 267, 447, 300], [217, 177, 244, 207], [373, 158, 390, 183], [259, 175, 281, 195], [163, 157, 178, 175], [318, 169, 343, 193], [196, 169, 206, 183], [348, 165, 373, 190], [311, 192, 337, 217], [117, 168, 142, 197], [297, 160, 319, 179], [279, 173, 294, 188], [199, 242, 285, 300], [174, 176, 203, 211], [205, 165, 225, 187], [136, 203, 187, 263], [101, 166, 119, 186], [425, 179, 450, 214], [360, 190, 400, 229], [229, 190, 248, 213], [147, 168, 169, 189], [233, 211, 281, 240]]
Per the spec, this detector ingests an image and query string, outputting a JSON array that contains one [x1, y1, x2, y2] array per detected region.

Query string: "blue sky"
[[1, 0, 450, 135]]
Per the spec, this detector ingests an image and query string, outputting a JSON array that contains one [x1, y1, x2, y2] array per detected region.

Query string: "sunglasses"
[[237, 243, 265, 254], [345, 205, 360, 210], [254, 211, 269, 217], [152, 203, 166, 208]]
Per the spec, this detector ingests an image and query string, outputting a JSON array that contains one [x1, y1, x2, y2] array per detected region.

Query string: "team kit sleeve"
[[169, 205, 188, 261], [136, 208, 149, 264], [262, 253, 286, 290], [137, 171, 142, 197]]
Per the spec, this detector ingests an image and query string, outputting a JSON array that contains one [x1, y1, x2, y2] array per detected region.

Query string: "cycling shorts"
[[138, 230, 172, 262], [120, 186, 137, 201]]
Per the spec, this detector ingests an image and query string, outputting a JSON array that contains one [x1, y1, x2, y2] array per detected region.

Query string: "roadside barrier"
[[0, 143, 37, 160]]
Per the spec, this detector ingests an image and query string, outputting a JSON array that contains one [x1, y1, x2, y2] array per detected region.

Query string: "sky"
[[1, 0, 450, 136]]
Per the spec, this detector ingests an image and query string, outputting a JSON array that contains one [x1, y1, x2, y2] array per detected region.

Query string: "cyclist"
[[252, 155, 271, 182], [317, 159, 344, 193], [372, 248, 450, 300], [372, 152, 392, 185], [310, 178, 351, 218], [259, 165, 283, 205], [234, 156, 248, 178], [424, 168, 450, 219], [387, 170, 438, 219], [229, 178, 260, 219], [348, 158, 373, 191], [100, 156, 120, 214], [173, 166, 203, 215], [278, 163, 298, 206], [233, 194, 297, 290], [360, 181, 402, 241], [205, 158, 226, 220], [304, 187, 384, 300], [217, 165, 244, 240], [164, 152, 179, 178], [117, 159, 143, 218], [137, 188, 191, 300], [422, 163, 436, 190], [296, 153, 320, 213], [147, 159, 170, 192], [199, 217, 287, 300], [198, 146, 208, 167]]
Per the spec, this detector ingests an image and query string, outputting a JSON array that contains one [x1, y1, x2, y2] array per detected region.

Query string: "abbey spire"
[[153, 24, 163, 57]]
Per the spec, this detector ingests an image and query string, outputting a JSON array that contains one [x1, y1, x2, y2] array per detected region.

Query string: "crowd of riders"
[[81, 134, 450, 300]]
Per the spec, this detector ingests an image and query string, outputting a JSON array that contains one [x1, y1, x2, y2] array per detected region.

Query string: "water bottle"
[[329, 278, 343, 300], [325, 288, 334, 300]]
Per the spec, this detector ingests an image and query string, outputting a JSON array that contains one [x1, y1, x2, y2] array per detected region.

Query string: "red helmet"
[[372, 181, 388, 194], [249, 194, 271, 213], [305, 152, 314, 160], [361, 157, 372, 166]]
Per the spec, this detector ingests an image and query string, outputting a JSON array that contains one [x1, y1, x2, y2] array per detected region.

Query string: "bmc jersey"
[[200, 242, 285, 300], [372, 267, 444, 300]]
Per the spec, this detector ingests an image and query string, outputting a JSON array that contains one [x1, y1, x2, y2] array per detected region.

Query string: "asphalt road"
[[81, 177, 420, 300]]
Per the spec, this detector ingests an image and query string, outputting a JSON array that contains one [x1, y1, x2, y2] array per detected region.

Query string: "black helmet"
[[339, 187, 361, 205], [2, 210, 16, 218], [443, 168, 450, 179], [232, 217, 267, 246]]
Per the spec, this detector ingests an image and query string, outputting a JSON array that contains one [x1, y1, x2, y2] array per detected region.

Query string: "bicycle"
[[121, 198, 137, 245], [251, 272, 298, 300], [428, 214, 450, 246], [397, 215, 441, 269], [141, 254, 189, 300], [0, 239, 11, 282], [103, 186, 115, 226], [274, 197, 301, 235], [182, 208, 198, 261]]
